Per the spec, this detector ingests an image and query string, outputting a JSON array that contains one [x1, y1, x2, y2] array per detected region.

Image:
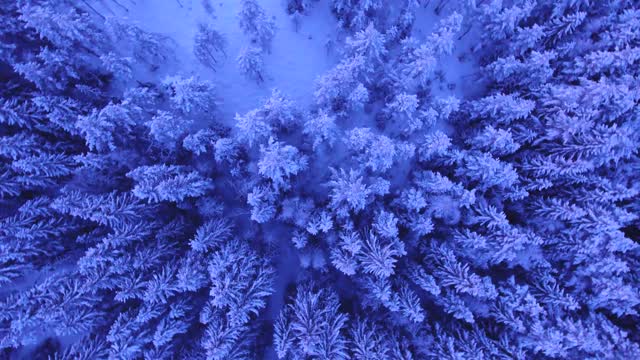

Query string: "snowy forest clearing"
[[90, 0, 476, 122], [94, 0, 340, 120]]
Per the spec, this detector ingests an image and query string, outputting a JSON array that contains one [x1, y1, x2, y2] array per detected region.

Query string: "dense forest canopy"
[[1, 0, 639, 359]]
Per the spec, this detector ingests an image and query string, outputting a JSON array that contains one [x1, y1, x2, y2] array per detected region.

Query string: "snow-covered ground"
[[100, 0, 340, 121], [411, 6, 481, 100], [92, 0, 478, 127]]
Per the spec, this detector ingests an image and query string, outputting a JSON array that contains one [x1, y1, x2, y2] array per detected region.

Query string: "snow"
[[92, 0, 479, 131], [411, 5, 481, 100], [100, 0, 340, 122]]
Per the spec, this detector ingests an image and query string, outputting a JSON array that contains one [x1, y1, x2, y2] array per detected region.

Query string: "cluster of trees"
[[1, 0, 639, 359], [237, 0, 277, 83]]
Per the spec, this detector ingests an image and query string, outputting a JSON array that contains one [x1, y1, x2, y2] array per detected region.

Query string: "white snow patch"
[[411, 4, 480, 100], [101, 0, 340, 123]]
